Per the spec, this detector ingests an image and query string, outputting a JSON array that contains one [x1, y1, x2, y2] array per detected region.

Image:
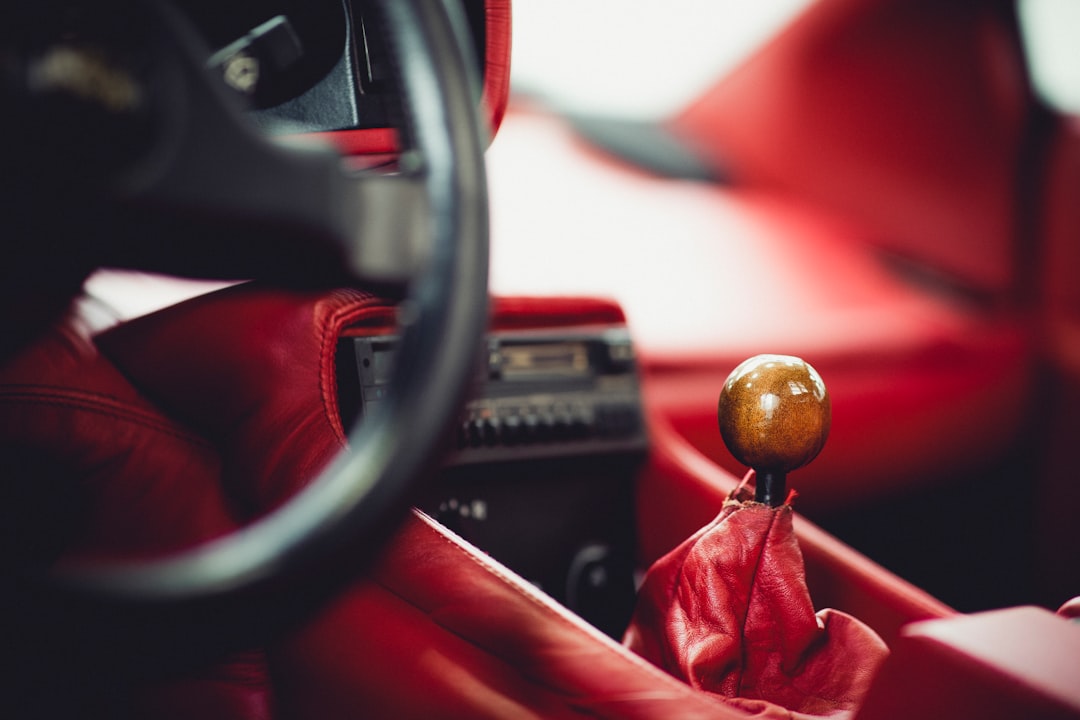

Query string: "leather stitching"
[[0, 385, 210, 447], [316, 289, 385, 448], [375, 512, 733, 714]]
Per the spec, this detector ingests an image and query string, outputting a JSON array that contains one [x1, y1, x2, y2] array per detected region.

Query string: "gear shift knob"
[[718, 355, 830, 506]]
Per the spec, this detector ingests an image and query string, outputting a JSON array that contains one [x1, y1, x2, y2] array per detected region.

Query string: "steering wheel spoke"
[[346, 171, 431, 286], [72, 0, 436, 292]]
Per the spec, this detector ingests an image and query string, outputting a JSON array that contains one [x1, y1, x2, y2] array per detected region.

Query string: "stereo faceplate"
[[340, 326, 648, 466]]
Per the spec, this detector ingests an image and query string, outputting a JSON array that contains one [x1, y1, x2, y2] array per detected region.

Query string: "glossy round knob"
[[718, 355, 830, 504]]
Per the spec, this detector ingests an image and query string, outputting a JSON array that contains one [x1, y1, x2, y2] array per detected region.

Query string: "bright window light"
[[1019, 0, 1080, 114], [510, 1, 814, 120]]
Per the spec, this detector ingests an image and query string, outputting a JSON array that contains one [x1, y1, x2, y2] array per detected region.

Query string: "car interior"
[[1, 0, 1079, 718]]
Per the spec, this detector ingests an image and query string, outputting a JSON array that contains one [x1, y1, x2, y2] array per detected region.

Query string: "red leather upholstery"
[[625, 481, 888, 718], [634, 412, 955, 648], [0, 295, 241, 563], [0, 283, 406, 717], [275, 510, 742, 720], [96, 285, 390, 513], [0, 290, 281, 716], [0, 283, 744, 718], [126, 652, 275, 720], [855, 606, 1080, 720], [1058, 597, 1080, 621], [5, 281, 1071, 718], [671, 0, 1028, 294]]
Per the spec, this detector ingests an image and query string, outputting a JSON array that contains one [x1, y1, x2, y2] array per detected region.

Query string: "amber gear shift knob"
[[718, 355, 830, 506]]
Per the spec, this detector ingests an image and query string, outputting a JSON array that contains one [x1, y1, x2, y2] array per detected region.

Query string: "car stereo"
[[338, 325, 646, 637], [339, 327, 649, 466]]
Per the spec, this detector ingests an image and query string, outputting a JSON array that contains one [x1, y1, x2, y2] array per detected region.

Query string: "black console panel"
[[338, 325, 646, 636], [423, 455, 640, 638]]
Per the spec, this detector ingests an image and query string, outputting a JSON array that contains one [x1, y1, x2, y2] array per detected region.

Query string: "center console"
[[338, 303, 647, 636]]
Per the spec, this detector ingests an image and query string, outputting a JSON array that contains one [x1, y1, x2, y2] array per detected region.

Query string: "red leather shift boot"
[[625, 479, 888, 719]]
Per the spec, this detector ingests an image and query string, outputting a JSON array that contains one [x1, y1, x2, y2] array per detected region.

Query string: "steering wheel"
[[3, 0, 489, 675]]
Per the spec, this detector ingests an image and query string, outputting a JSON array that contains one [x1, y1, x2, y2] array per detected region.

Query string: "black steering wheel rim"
[[8, 0, 489, 669]]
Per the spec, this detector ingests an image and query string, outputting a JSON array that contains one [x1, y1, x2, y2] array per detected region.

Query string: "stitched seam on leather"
[[0, 386, 210, 447], [317, 290, 383, 448], [371, 575, 722, 717], [3, 382, 130, 406], [380, 512, 732, 713], [733, 505, 780, 699]]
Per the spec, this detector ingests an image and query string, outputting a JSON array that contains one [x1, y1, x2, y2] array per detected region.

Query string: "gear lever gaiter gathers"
[[625, 479, 888, 719]]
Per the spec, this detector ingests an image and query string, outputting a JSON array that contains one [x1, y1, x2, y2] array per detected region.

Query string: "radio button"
[[536, 413, 556, 442], [521, 415, 540, 444], [571, 415, 592, 440], [501, 415, 522, 445], [552, 413, 573, 440], [467, 418, 485, 448], [595, 405, 639, 438], [482, 417, 500, 446]]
